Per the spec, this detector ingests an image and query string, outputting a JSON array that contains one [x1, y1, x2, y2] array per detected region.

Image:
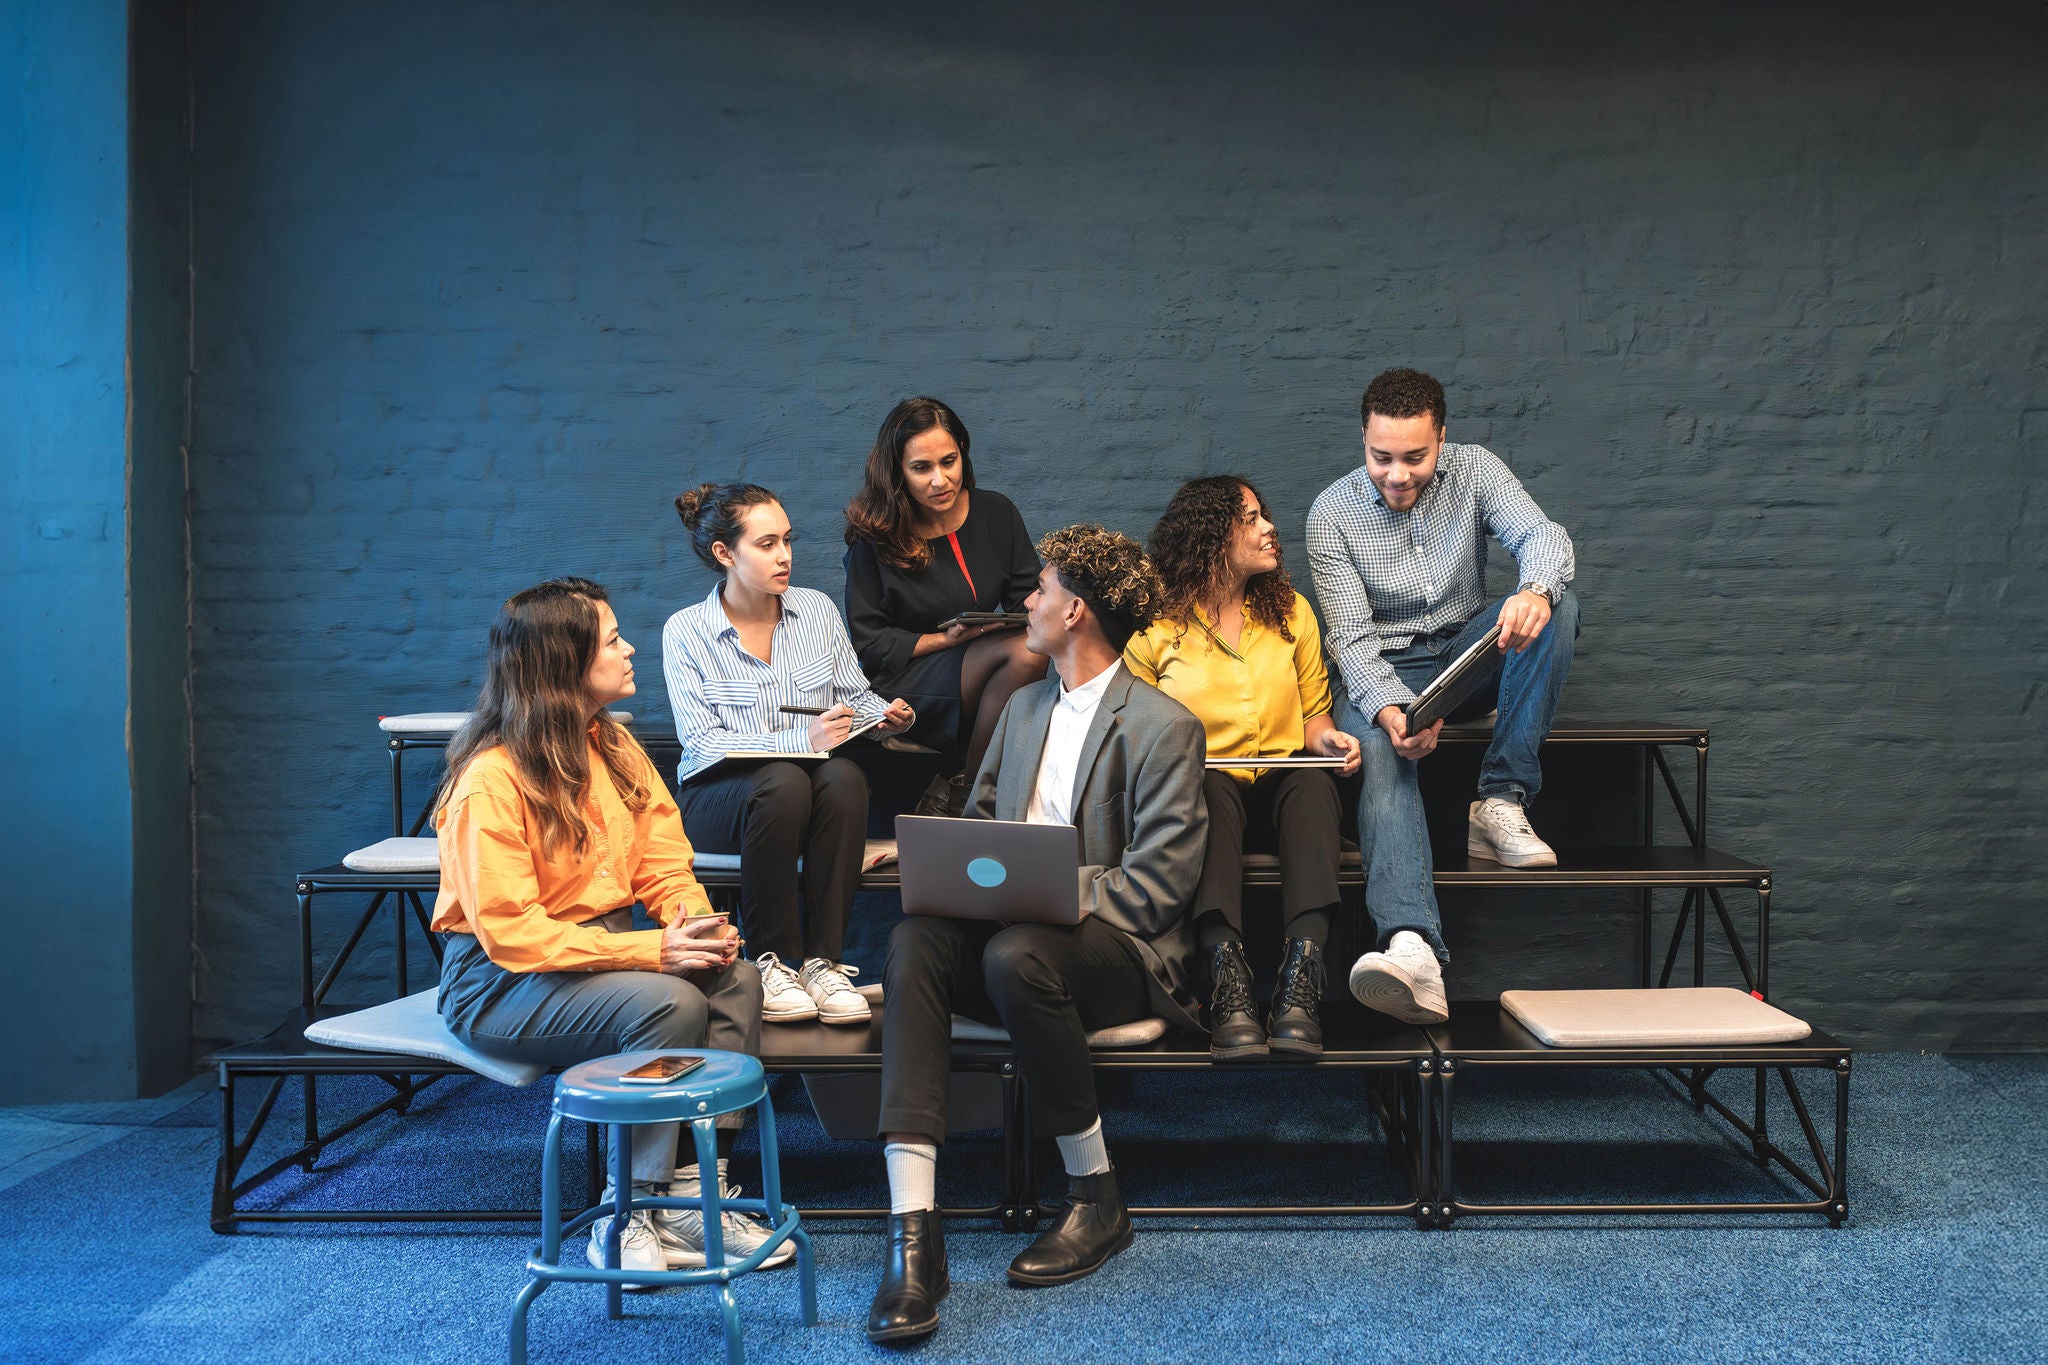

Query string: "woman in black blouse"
[[843, 397, 1047, 815]]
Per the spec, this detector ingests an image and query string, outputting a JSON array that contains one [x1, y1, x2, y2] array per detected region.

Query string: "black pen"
[[779, 705, 829, 716]]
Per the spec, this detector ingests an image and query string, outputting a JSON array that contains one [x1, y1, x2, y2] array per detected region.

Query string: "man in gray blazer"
[[866, 525, 1208, 1344]]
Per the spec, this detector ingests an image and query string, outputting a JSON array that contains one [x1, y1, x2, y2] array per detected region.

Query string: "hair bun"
[[674, 481, 719, 529]]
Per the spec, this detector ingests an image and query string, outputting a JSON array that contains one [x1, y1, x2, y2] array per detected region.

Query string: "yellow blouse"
[[1123, 591, 1333, 785], [432, 733, 715, 973]]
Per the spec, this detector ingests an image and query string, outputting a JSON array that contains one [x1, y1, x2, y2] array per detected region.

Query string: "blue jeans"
[[1332, 590, 1581, 966]]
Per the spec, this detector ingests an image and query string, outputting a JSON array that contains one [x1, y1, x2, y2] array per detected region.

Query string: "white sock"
[[884, 1141, 938, 1215], [1055, 1118, 1110, 1178], [1389, 930, 1429, 957]]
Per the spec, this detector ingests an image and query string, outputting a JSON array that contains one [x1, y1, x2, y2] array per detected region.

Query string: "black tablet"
[[1405, 624, 1504, 731]]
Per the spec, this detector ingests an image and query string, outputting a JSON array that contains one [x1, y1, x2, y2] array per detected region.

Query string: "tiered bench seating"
[[209, 712, 1844, 1232]]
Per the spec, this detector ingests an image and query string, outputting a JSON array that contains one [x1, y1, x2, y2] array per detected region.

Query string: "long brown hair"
[[437, 577, 653, 860], [1146, 476, 1296, 642], [843, 396, 976, 571]]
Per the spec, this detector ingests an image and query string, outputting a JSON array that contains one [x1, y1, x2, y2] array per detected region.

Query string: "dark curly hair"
[[1361, 367, 1447, 431], [1147, 476, 1295, 642], [843, 397, 976, 571], [1036, 524, 1163, 652]]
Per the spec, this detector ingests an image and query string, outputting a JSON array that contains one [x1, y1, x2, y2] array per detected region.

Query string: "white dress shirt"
[[1024, 661, 1123, 827]]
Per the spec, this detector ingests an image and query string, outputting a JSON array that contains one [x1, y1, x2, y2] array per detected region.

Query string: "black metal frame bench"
[[210, 1003, 1432, 1231], [1425, 1003, 1850, 1228], [210, 715, 1834, 1232]]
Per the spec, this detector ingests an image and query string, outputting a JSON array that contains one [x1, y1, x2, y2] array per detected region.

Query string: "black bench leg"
[[1435, 1060, 1456, 1229], [1830, 1058, 1850, 1228], [213, 1067, 236, 1233], [1415, 1060, 1437, 1229]]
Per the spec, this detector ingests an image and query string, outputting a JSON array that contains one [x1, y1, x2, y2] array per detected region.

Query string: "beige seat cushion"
[[1501, 987, 1812, 1047], [949, 1015, 1168, 1048], [304, 990, 545, 1087], [342, 837, 441, 873], [691, 840, 895, 876], [379, 710, 630, 735]]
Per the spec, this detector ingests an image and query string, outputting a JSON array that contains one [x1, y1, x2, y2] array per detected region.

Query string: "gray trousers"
[[439, 908, 764, 1182]]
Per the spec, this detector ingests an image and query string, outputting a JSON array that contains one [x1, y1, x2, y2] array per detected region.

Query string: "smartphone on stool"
[[619, 1054, 707, 1084]]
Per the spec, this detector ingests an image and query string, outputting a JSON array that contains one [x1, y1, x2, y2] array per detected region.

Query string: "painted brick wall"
[[187, 2, 2046, 1050]]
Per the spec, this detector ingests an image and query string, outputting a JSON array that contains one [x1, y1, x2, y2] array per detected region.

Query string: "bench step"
[[295, 844, 1767, 895], [1425, 1001, 1846, 1063]]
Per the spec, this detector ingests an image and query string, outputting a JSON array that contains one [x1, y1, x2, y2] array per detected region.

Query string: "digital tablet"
[[1203, 755, 1348, 769], [697, 719, 883, 774], [938, 611, 1024, 631], [1405, 624, 1504, 731]]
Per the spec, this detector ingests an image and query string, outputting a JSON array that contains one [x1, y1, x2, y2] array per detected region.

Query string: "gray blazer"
[[966, 665, 1209, 1033]]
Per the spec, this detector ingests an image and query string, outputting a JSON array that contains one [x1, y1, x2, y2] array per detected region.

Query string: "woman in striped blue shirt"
[[664, 482, 915, 1027]]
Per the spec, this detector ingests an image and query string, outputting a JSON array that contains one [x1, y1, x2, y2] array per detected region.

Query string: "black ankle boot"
[[865, 1209, 947, 1342], [1268, 938, 1325, 1057], [911, 773, 956, 819], [1206, 940, 1267, 1060], [1006, 1167, 1135, 1286]]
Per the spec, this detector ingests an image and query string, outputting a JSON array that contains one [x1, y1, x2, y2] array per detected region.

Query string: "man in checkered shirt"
[[1306, 368, 1581, 1026]]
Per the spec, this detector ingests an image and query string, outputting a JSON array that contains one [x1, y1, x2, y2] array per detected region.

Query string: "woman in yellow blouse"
[[433, 576, 785, 1281], [1126, 478, 1360, 1060]]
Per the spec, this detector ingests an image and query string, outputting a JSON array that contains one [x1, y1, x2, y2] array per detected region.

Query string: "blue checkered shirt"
[[1306, 443, 1575, 720]]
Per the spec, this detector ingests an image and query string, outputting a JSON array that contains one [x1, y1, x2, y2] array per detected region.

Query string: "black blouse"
[[842, 488, 1041, 687]]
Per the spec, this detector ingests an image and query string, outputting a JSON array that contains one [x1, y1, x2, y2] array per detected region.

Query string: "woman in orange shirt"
[[433, 576, 783, 1282]]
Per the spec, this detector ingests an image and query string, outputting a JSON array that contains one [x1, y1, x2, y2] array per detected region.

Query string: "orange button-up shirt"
[[432, 734, 715, 973], [1123, 591, 1334, 785]]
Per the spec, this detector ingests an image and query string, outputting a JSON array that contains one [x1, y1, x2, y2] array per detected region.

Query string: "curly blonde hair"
[[1036, 524, 1164, 651]]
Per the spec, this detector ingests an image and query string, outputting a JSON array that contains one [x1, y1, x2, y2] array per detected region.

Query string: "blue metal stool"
[[509, 1049, 816, 1364]]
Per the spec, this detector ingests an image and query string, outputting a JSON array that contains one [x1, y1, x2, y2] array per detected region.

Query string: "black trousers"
[[675, 757, 867, 964], [1195, 767, 1343, 947], [878, 915, 1153, 1144]]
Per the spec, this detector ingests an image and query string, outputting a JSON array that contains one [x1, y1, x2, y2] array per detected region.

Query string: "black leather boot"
[[1206, 940, 1267, 1060], [1006, 1166, 1135, 1286], [1268, 937, 1325, 1057], [865, 1209, 948, 1343]]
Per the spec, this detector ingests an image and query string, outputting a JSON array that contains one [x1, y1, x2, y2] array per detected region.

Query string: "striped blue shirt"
[[662, 584, 893, 783], [1306, 443, 1575, 720]]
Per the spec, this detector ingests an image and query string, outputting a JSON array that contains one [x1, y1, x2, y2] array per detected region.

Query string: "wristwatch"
[[1519, 582, 1557, 605]]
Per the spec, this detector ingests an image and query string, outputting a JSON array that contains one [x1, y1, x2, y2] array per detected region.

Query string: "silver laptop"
[[895, 815, 1086, 925]]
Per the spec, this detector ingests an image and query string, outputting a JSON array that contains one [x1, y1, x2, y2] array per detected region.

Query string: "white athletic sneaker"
[[800, 958, 872, 1026], [1467, 796, 1558, 869], [1348, 930, 1450, 1025], [589, 1186, 669, 1290], [756, 952, 819, 1023], [654, 1159, 796, 1269]]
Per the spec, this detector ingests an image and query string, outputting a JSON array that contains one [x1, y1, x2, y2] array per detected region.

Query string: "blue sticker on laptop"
[[966, 857, 1008, 888]]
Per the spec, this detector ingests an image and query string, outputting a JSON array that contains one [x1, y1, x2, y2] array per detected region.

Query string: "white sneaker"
[[1467, 796, 1558, 869], [1348, 930, 1450, 1025], [654, 1159, 796, 1269], [589, 1185, 669, 1290], [757, 952, 819, 1023], [800, 958, 872, 1026]]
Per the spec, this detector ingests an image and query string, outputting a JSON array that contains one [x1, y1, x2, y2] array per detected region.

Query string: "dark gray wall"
[[128, 0, 196, 1094], [186, 2, 2046, 1051]]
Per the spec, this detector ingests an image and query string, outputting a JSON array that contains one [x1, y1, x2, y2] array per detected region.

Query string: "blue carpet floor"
[[0, 1054, 2042, 1363]]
